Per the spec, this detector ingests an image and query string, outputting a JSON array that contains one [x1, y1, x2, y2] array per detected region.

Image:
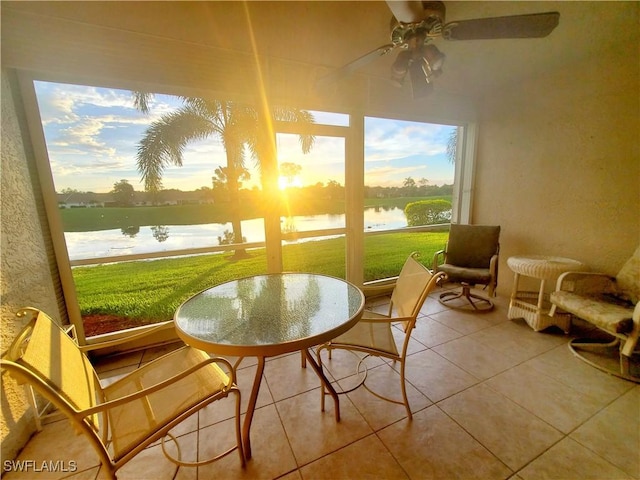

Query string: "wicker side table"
[[507, 255, 588, 332]]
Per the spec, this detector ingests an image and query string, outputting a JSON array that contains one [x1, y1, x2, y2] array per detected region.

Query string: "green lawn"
[[74, 230, 449, 325]]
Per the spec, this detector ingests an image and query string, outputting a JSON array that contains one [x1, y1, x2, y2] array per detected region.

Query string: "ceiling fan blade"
[[444, 11, 560, 40], [386, 1, 425, 23], [316, 44, 397, 89]]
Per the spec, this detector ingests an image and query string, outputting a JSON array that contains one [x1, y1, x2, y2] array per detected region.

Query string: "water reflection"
[[175, 273, 363, 347], [176, 274, 321, 345], [151, 225, 169, 242], [246, 275, 321, 343], [66, 208, 412, 261], [282, 217, 298, 235], [121, 225, 140, 238]]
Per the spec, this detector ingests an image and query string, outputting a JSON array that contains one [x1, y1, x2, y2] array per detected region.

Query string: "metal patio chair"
[[316, 252, 444, 419], [1, 308, 245, 479]]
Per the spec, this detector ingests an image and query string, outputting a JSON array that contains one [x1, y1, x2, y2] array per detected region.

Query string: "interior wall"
[[0, 69, 61, 462], [473, 43, 640, 296]]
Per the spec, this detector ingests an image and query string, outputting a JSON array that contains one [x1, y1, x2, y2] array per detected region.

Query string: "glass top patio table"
[[174, 273, 365, 356], [174, 272, 365, 459]]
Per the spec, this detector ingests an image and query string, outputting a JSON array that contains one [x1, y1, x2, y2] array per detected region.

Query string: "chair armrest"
[[555, 271, 617, 295], [432, 249, 445, 271], [488, 254, 499, 296], [621, 302, 640, 356], [86, 354, 234, 416], [489, 254, 499, 275]]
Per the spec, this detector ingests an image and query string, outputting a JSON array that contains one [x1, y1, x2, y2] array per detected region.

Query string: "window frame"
[[17, 71, 477, 350]]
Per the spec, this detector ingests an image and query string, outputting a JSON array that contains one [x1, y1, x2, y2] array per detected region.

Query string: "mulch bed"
[[82, 314, 159, 337]]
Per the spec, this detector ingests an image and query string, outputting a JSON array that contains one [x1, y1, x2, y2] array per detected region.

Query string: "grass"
[[73, 230, 449, 325]]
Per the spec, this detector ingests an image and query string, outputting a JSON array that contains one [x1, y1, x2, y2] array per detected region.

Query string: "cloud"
[[34, 81, 455, 192], [365, 118, 452, 163], [34, 83, 204, 191], [365, 164, 421, 186]]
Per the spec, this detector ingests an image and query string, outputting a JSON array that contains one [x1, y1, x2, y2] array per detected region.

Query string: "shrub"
[[404, 199, 452, 226]]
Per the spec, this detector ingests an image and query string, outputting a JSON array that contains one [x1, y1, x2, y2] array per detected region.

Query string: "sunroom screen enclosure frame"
[[17, 71, 476, 350]]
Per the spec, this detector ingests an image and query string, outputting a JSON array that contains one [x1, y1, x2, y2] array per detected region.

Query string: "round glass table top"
[[174, 273, 365, 357]]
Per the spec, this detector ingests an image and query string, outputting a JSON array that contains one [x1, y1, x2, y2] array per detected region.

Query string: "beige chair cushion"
[[550, 291, 634, 334]]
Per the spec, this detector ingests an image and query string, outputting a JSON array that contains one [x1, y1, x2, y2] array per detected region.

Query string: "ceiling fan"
[[316, 1, 560, 98]]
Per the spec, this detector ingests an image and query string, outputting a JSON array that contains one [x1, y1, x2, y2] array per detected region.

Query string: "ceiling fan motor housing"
[[390, 1, 446, 47], [422, 1, 446, 23]]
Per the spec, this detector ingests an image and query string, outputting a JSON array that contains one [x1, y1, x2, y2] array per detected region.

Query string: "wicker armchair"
[[1, 308, 245, 479], [550, 246, 640, 382]]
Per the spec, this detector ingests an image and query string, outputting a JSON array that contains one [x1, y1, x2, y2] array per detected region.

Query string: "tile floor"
[[4, 287, 639, 480]]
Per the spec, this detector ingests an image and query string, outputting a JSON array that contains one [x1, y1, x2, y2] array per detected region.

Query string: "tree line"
[[60, 178, 453, 208]]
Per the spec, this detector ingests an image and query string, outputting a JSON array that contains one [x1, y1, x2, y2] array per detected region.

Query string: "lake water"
[[66, 207, 409, 261]]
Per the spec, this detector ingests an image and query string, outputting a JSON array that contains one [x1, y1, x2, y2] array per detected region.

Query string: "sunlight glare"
[[278, 176, 303, 190]]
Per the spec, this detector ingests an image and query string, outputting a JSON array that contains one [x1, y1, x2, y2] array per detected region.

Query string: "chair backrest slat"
[[391, 254, 442, 331], [9, 309, 102, 429]]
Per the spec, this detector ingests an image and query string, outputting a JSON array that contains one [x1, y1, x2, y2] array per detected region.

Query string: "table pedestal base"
[[242, 350, 340, 460]]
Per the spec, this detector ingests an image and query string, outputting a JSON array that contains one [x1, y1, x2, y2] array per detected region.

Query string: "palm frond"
[[132, 91, 153, 114], [135, 95, 316, 192], [273, 107, 316, 153], [136, 107, 215, 192], [446, 128, 458, 164]]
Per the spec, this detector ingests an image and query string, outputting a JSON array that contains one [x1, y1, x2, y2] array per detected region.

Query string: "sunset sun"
[[278, 176, 303, 190]]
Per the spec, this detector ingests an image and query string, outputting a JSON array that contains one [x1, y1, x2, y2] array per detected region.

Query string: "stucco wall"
[[1, 70, 60, 462], [473, 44, 640, 296]]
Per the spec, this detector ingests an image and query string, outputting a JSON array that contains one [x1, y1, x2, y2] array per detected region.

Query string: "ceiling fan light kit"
[[317, 1, 559, 99], [391, 44, 445, 98]]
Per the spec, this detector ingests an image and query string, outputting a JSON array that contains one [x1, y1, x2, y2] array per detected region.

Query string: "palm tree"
[[134, 94, 315, 258], [239, 105, 315, 268], [212, 165, 250, 203], [447, 127, 458, 164], [279, 162, 302, 187]]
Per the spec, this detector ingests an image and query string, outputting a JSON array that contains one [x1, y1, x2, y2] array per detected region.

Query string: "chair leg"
[[160, 388, 246, 467], [568, 338, 639, 383], [399, 362, 412, 420], [439, 284, 494, 312], [316, 346, 328, 413]]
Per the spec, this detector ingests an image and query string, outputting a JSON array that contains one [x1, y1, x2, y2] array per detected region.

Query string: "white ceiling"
[[3, 1, 638, 99], [208, 0, 638, 98]]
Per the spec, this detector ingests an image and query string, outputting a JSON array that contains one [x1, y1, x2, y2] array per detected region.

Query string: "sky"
[[33, 81, 456, 194]]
